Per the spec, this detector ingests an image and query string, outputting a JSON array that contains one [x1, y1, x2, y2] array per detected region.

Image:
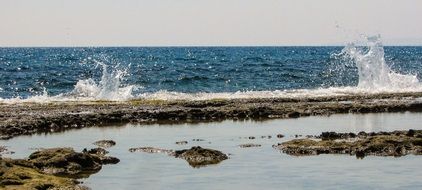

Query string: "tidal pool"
[[2, 112, 422, 190]]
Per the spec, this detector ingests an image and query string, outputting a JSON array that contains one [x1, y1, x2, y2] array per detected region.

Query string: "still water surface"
[[3, 112, 422, 190]]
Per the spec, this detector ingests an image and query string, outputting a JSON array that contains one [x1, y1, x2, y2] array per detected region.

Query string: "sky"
[[1, 0, 422, 46]]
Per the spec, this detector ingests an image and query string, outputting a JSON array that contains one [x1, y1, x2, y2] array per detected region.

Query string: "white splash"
[[68, 61, 135, 101], [341, 35, 420, 90]]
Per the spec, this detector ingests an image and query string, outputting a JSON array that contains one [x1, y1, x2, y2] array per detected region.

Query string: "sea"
[[3, 36, 422, 189], [1, 36, 422, 102]]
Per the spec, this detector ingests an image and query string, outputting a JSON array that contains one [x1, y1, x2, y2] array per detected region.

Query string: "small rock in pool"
[[192, 139, 205, 141], [93, 140, 116, 148], [129, 147, 174, 155], [276, 134, 284, 138], [239, 144, 262, 148], [174, 146, 228, 168], [176, 141, 188, 145], [248, 136, 255, 139]]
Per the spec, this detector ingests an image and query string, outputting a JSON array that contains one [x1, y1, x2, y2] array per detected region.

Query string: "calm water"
[[3, 112, 422, 190], [1, 46, 422, 100]]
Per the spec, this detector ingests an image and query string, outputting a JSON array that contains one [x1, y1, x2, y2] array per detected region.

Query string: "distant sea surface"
[[1, 43, 422, 101]]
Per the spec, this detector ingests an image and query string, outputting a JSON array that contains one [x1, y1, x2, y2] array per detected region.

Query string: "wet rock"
[[93, 140, 116, 148], [28, 147, 119, 176], [2, 93, 422, 139], [276, 134, 284, 138], [275, 130, 422, 158], [248, 136, 256, 140], [319, 132, 357, 140], [176, 141, 188, 145], [84, 148, 109, 155], [286, 111, 301, 118], [192, 139, 205, 142], [174, 146, 228, 168], [239, 144, 262, 148], [260, 135, 272, 139], [129, 147, 174, 155], [0, 155, 88, 189]]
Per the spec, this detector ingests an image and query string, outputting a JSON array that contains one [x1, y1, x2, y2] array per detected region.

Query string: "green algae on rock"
[[274, 130, 422, 158], [1, 147, 120, 189], [0, 157, 87, 190]]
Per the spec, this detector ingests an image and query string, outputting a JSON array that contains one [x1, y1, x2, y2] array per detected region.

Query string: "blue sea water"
[[1, 44, 422, 100]]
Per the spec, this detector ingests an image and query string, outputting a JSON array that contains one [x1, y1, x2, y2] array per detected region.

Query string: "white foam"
[[341, 35, 420, 90]]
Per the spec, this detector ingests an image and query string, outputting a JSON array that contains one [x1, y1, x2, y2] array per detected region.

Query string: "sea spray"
[[70, 61, 136, 100], [339, 35, 420, 90]]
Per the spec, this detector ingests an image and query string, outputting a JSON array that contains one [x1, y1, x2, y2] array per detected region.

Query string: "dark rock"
[[84, 148, 109, 155], [239, 144, 261, 148], [276, 134, 284, 138], [287, 111, 301, 118], [174, 146, 228, 168], [93, 140, 116, 148], [407, 129, 416, 137], [176, 141, 188, 145], [275, 130, 422, 158], [248, 136, 255, 140]]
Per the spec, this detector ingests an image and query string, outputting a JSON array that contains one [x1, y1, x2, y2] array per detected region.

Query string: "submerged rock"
[[129, 147, 174, 155], [176, 141, 188, 145], [239, 144, 262, 148], [275, 130, 422, 158], [0, 146, 14, 156], [93, 140, 116, 148], [174, 146, 228, 168]]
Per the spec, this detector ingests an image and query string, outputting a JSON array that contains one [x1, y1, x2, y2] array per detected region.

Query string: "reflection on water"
[[3, 112, 422, 190]]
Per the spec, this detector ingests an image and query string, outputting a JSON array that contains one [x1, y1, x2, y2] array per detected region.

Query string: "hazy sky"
[[1, 0, 422, 46]]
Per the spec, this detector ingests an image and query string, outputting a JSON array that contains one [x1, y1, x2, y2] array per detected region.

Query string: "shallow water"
[[2, 112, 422, 189]]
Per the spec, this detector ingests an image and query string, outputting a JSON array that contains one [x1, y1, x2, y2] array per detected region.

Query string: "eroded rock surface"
[[239, 144, 262, 148], [0, 147, 120, 189], [93, 140, 116, 148], [275, 130, 422, 158], [174, 146, 228, 168], [129, 147, 174, 155], [2, 92, 422, 140], [1, 157, 88, 190], [28, 148, 119, 176], [129, 146, 229, 168]]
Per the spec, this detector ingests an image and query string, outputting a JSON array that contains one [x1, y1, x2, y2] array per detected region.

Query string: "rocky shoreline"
[[275, 130, 422, 158], [2, 92, 422, 140]]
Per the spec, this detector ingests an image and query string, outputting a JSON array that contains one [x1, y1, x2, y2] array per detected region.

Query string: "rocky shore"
[[2, 92, 422, 140], [1, 147, 119, 189], [275, 130, 422, 158]]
